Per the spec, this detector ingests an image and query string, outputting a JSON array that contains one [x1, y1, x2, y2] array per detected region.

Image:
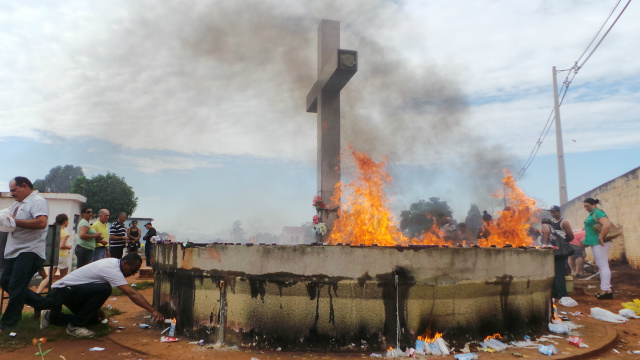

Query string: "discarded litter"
[[613, 349, 620, 354], [568, 336, 589, 348], [139, 324, 151, 329], [512, 353, 523, 358], [117, 327, 126, 330], [160, 336, 178, 342], [109, 297, 117, 301], [101, 319, 109, 324], [369, 353, 382, 358], [558, 297, 578, 307], [538, 345, 558, 356], [484, 337, 508, 351], [548, 322, 569, 334], [454, 353, 478, 360], [188, 340, 205, 346], [89, 347, 105, 351], [591, 307, 628, 323], [619, 309, 640, 319], [385, 347, 405, 358], [9, 332, 16, 337], [621, 299, 640, 315]]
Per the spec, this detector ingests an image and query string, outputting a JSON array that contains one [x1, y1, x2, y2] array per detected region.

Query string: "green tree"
[[71, 172, 138, 223], [464, 203, 483, 238], [399, 197, 453, 238], [33, 165, 84, 193]]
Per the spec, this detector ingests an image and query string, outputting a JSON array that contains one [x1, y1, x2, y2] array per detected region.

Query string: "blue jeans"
[[92, 247, 108, 262], [0, 252, 47, 327]]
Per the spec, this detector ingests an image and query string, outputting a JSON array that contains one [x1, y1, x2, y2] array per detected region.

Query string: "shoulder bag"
[[549, 227, 574, 257], [592, 212, 622, 242]]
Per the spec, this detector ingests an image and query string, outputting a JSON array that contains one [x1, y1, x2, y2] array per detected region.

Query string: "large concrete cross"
[[306, 19, 357, 239]]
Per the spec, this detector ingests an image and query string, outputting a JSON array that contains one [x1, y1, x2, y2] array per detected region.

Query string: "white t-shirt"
[[5, 191, 49, 259], [52, 258, 127, 288]]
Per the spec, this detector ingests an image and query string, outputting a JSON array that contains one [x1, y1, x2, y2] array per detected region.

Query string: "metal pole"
[[552, 66, 569, 205]]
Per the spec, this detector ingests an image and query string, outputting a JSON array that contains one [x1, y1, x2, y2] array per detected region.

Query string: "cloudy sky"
[[1, 0, 638, 241]]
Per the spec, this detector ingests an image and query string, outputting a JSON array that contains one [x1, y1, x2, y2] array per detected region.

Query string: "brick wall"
[[561, 166, 640, 269]]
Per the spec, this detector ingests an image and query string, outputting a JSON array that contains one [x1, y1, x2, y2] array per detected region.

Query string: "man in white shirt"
[[41, 253, 164, 338], [0, 177, 49, 331]]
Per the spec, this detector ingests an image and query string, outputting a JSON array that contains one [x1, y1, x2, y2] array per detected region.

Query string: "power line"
[[516, 0, 632, 180]]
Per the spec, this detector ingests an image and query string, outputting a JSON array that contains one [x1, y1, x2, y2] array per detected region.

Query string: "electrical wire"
[[515, 0, 632, 180]]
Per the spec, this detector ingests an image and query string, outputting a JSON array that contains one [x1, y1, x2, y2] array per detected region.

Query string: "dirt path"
[[2, 264, 640, 359]]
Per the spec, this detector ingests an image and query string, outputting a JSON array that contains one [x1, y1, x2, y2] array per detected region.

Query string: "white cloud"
[[0, 0, 638, 171]]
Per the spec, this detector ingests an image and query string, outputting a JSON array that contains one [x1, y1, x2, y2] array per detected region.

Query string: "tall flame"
[[478, 170, 540, 247], [328, 149, 540, 247]]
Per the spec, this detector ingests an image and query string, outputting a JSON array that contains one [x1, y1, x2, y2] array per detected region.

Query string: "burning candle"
[[168, 318, 176, 337]]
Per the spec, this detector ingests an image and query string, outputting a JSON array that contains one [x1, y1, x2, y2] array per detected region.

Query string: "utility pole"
[[552, 66, 569, 205]]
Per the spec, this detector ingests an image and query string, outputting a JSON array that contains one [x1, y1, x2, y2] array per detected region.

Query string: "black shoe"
[[595, 292, 613, 299]]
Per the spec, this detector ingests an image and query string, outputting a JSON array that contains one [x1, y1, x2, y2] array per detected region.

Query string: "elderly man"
[[0, 177, 49, 331], [109, 212, 128, 259], [40, 253, 164, 338], [91, 209, 110, 261]]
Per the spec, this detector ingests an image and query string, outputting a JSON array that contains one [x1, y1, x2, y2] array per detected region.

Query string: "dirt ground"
[[2, 263, 640, 360]]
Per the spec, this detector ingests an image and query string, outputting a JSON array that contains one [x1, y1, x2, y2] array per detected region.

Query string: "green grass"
[[0, 307, 119, 352], [110, 280, 154, 296]]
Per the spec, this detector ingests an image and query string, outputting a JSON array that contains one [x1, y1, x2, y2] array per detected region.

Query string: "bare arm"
[[597, 217, 611, 245], [541, 224, 550, 245], [118, 284, 165, 323], [60, 234, 72, 250], [79, 225, 102, 241], [14, 215, 48, 229], [561, 220, 574, 242]]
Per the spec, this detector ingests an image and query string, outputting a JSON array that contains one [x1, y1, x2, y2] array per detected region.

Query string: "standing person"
[[568, 229, 586, 277], [40, 253, 165, 338], [37, 214, 73, 293], [109, 212, 128, 259], [126, 220, 141, 254], [142, 222, 156, 267], [544, 205, 575, 300], [583, 198, 614, 299], [75, 206, 102, 268], [91, 209, 110, 261], [0, 177, 49, 331]]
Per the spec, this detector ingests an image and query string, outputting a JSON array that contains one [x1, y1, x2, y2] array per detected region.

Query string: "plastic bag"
[[621, 299, 640, 315], [558, 297, 578, 307], [619, 308, 640, 319], [591, 307, 627, 323], [548, 322, 569, 334], [0, 208, 16, 232]]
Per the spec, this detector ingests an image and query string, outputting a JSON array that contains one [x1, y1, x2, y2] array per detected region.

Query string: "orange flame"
[[478, 171, 540, 247], [328, 149, 406, 246], [327, 150, 540, 247], [552, 305, 561, 322], [484, 333, 502, 342], [387, 347, 394, 351], [417, 331, 443, 342]]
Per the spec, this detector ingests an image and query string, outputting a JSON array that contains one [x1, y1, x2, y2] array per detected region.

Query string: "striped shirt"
[[109, 221, 127, 247]]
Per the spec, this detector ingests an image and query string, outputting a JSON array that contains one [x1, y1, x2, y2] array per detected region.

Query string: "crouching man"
[[40, 253, 164, 338]]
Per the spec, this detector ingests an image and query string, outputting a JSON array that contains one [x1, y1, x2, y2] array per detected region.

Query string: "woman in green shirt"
[[583, 198, 613, 299], [75, 206, 103, 268]]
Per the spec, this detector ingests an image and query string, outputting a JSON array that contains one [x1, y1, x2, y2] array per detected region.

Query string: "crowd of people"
[[0, 176, 163, 338]]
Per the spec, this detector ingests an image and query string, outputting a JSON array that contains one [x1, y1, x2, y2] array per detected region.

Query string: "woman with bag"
[[583, 198, 613, 299]]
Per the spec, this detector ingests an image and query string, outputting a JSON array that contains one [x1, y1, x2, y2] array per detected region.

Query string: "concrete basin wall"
[[152, 244, 554, 348]]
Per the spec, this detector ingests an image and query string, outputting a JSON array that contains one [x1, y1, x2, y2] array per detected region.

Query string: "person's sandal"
[[595, 292, 613, 299]]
